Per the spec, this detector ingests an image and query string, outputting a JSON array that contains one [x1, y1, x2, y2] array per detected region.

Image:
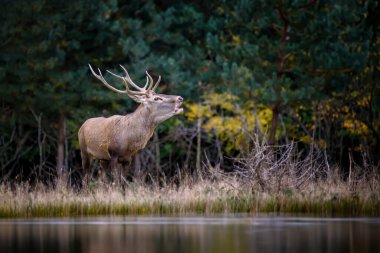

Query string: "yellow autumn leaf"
[[232, 35, 241, 46], [185, 92, 273, 153], [343, 119, 369, 135]]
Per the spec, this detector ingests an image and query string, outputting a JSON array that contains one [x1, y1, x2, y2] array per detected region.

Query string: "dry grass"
[[1, 138, 379, 217], [0, 174, 379, 217]]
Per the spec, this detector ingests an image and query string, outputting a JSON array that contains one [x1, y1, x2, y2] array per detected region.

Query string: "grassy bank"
[[0, 177, 379, 218]]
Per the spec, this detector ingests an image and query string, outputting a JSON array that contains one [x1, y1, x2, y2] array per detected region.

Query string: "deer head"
[[88, 64, 183, 123]]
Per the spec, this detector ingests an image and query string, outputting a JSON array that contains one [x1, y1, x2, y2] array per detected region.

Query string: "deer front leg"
[[110, 156, 123, 185]]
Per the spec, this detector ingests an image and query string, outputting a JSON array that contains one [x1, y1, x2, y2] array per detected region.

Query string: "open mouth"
[[174, 101, 184, 114], [175, 105, 183, 114]]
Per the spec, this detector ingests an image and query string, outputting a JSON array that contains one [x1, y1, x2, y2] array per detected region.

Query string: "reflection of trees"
[[0, 218, 246, 253], [0, 218, 379, 253]]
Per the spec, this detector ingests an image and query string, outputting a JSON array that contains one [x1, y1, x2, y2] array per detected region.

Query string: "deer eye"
[[154, 97, 163, 101]]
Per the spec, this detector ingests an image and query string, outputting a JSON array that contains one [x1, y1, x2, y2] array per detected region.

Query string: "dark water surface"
[[0, 215, 379, 253]]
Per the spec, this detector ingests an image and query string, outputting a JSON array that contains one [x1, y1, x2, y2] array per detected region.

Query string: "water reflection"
[[0, 215, 379, 253]]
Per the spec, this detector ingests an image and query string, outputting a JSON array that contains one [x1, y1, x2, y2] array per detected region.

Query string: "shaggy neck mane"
[[126, 103, 157, 130]]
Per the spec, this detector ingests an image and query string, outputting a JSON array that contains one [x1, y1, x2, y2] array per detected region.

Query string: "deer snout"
[[174, 96, 184, 114]]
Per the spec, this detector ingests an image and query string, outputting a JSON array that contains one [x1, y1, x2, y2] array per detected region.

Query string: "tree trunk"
[[57, 112, 66, 177], [31, 110, 44, 176], [269, 102, 280, 145], [268, 0, 289, 146], [196, 115, 202, 178], [154, 130, 161, 178]]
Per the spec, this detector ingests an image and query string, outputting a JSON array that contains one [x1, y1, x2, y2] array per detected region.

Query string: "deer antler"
[[106, 65, 161, 95], [145, 71, 161, 92], [88, 64, 161, 96]]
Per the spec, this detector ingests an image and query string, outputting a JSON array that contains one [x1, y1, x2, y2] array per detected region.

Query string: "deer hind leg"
[[121, 160, 132, 183], [100, 160, 112, 183], [80, 151, 91, 185]]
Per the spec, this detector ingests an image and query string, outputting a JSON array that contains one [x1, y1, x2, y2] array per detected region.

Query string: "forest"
[[0, 0, 379, 198]]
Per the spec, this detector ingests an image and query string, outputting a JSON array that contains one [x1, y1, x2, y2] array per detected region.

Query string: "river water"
[[0, 215, 379, 253]]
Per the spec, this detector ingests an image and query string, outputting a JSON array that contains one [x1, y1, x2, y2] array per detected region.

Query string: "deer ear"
[[130, 94, 147, 103]]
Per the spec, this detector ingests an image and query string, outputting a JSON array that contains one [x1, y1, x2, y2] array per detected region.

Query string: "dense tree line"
[[0, 0, 379, 183]]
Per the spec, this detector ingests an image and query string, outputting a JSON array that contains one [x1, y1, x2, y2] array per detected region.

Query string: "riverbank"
[[0, 176, 379, 217]]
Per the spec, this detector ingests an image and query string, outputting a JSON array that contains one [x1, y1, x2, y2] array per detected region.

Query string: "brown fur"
[[78, 94, 183, 181]]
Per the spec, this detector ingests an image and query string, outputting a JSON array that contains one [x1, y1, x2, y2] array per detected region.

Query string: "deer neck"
[[127, 103, 157, 131]]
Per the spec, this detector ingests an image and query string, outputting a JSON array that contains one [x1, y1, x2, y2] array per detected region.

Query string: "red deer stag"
[[78, 64, 183, 182]]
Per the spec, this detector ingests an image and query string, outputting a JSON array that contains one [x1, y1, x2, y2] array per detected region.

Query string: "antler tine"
[[145, 71, 161, 92], [145, 71, 154, 91], [89, 64, 146, 96], [143, 76, 149, 90], [118, 65, 146, 92], [152, 75, 161, 92], [106, 69, 124, 80], [88, 64, 128, 94], [106, 66, 146, 93], [120, 81, 147, 96]]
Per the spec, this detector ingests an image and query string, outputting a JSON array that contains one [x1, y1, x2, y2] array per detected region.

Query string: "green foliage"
[[0, 0, 378, 179], [204, 0, 378, 162]]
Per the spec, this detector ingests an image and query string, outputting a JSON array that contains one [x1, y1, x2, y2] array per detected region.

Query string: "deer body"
[[79, 115, 151, 161], [79, 65, 183, 181]]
